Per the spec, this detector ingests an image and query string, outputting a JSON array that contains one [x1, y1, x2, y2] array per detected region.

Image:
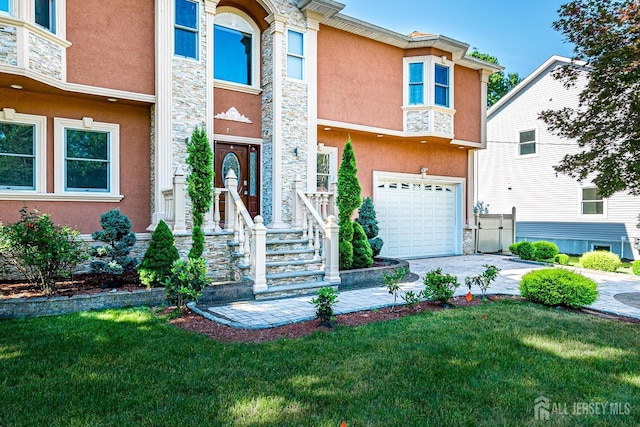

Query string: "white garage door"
[[375, 175, 461, 258]]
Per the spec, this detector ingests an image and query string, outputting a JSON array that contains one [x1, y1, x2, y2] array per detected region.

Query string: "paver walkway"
[[190, 254, 640, 329]]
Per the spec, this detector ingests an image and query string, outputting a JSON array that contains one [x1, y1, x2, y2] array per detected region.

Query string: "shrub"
[[0, 207, 88, 294], [532, 241, 559, 261], [310, 286, 338, 326], [163, 258, 210, 307], [382, 267, 409, 312], [633, 260, 640, 276], [337, 138, 362, 270], [465, 264, 501, 299], [351, 222, 373, 269], [423, 268, 459, 304], [579, 250, 621, 272], [355, 197, 384, 257], [520, 268, 598, 308], [517, 241, 535, 260], [509, 241, 522, 256], [90, 209, 137, 286], [555, 253, 570, 265], [186, 127, 214, 259], [137, 220, 180, 288]]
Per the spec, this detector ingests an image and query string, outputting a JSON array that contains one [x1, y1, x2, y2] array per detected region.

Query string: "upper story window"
[[214, 9, 260, 90], [582, 188, 604, 215], [0, 111, 47, 193], [287, 30, 305, 80], [0, 0, 11, 14], [519, 129, 536, 156], [34, 0, 56, 33], [434, 64, 450, 107], [408, 62, 424, 105], [174, 0, 198, 59]]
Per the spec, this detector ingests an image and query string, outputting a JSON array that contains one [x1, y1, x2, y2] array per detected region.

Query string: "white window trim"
[[54, 117, 121, 199], [213, 7, 261, 94], [286, 28, 305, 82], [0, 108, 46, 194], [173, 0, 199, 60], [0, 0, 12, 15], [403, 55, 455, 110], [579, 186, 607, 218], [516, 128, 539, 159], [316, 143, 337, 191]]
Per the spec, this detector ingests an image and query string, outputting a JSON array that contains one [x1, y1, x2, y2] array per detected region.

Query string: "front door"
[[214, 142, 260, 221]]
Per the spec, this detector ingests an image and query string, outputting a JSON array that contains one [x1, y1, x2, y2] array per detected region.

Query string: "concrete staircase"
[[231, 228, 336, 300]]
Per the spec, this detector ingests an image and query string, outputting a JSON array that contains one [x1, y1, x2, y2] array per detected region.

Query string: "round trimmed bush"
[[579, 250, 621, 272], [520, 268, 598, 308], [509, 242, 522, 256], [633, 260, 640, 276], [532, 241, 559, 261], [555, 253, 570, 266], [517, 241, 535, 260]]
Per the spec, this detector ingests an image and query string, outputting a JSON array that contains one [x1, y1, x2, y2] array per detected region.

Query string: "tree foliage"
[[351, 221, 373, 269], [186, 126, 213, 259], [469, 50, 522, 107], [137, 220, 180, 288], [90, 209, 138, 280], [336, 138, 362, 270], [539, 0, 640, 197], [355, 197, 384, 257]]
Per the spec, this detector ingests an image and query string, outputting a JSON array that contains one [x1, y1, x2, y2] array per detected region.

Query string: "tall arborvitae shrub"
[[336, 138, 362, 270], [186, 126, 214, 259], [355, 196, 384, 257], [89, 209, 137, 284], [351, 221, 373, 269], [137, 220, 180, 288]]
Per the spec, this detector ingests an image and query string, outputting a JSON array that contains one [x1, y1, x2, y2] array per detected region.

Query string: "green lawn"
[[1, 301, 639, 426]]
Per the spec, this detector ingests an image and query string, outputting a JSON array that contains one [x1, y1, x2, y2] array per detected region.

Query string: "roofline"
[[488, 55, 577, 117]]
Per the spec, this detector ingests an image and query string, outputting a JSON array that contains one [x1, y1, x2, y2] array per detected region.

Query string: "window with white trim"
[[403, 56, 454, 108], [518, 129, 536, 156], [34, 0, 56, 33], [174, 0, 198, 59], [0, 113, 46, 192], [54, 118, 119, 195], [287, 30, 304, 80], [408, 62, 424, 105], [0, 0, 11, 14], [434, 64, 450, 107], [581, 188, 604, 215], [214, 10, 260, 89], [317, 145, 337, 192]]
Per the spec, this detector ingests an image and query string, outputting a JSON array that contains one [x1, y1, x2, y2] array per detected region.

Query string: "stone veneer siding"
[[28, 33, 63, 80], [406, 110, 430, 133], [434, 110, 453, 134], [0, 25, 17, 66], [463, 228, 475, 255], [261, 29, 274, 224]]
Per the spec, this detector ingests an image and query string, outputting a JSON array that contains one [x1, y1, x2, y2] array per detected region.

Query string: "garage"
[[374, 173, 463, 258]]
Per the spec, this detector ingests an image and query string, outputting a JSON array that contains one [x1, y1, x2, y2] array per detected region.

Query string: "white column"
[[305, 12, 321, 192], [266, 13, 288, 229], [204, 0, 219, 232], [252, 216, 267, 292], [150, 0, 174, 229]]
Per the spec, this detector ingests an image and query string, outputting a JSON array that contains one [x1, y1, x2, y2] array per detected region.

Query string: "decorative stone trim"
[[214, 106, 253, 123]]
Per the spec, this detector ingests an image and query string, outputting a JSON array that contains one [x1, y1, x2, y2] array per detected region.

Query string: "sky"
[[339, 0, 575, 79]]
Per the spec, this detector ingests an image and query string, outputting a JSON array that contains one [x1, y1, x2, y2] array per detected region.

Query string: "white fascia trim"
[[452, 139, 482, 148], [0, 64, 156, 103], [318, 118, 454, 139], [212, 134, 262, 145], [373, 170, 466, 185], [213, 79, 262, 95], [0, 14, 71, 47], [0, 193, 124, 202]]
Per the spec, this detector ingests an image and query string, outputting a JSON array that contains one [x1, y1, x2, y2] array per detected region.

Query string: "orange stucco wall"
[[66, 0, 155, 95], [214, 88, 262, 139], [318, 130, 468, 198], [0, 89, 151, 233], [453, 65, 482, 142], [317, 25, 404, 130]]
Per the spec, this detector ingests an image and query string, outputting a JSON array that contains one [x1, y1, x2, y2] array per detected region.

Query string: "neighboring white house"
[[477, 55, 640, 260]]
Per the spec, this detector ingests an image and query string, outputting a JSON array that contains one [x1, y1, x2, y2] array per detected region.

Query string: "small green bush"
[[532, 241, 559, 261], [520, 268, 598, 308], [579, 250, 621, 272], [163, 258, 210, 307], [517, 241, 535, 260], [423, 268, 459, 304], [355, 197, 384, 257], [632, 260, 640, 276], [310, 286, 338, 326], [137, 220, 180, 288], [351, 222, 373, 269], [509, 241, 522, 256], [555, 253, 570, 265], [90, 209, 138, 280]]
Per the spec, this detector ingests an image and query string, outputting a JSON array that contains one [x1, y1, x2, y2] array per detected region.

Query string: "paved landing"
[[189, 255, 640, 329]]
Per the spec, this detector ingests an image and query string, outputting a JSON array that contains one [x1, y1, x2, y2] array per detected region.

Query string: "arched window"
[[214, 9, 260, 90]]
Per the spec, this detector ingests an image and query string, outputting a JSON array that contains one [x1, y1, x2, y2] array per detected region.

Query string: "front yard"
[[1, 301, 639, 426]]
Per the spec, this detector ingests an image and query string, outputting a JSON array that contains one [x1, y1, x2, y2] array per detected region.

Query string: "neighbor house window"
[[287, 30, 304, 80], [0, 0, 11, 14], [214, 11, 259, 87], [174, 0, 198, 59], [434, 64, 450, 107], [408, 62, 424, 105], [0, 112, 46, 193], [582, 188, 604, 215], [34, 0, 55, 33], [519, 130, 536, 156], [54, 118, 119, 195]]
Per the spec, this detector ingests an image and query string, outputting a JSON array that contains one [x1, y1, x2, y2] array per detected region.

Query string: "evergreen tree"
[[137, 220, 180, 288], [89, 209, 137, 285], [355, 196, 384, 257], [336, 137, 362, 269], [186, 126, 213, 259], [351, 221, 373, 269]]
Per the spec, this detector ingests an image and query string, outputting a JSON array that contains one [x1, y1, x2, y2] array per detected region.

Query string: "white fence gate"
[[475, 207, 516, 253]]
